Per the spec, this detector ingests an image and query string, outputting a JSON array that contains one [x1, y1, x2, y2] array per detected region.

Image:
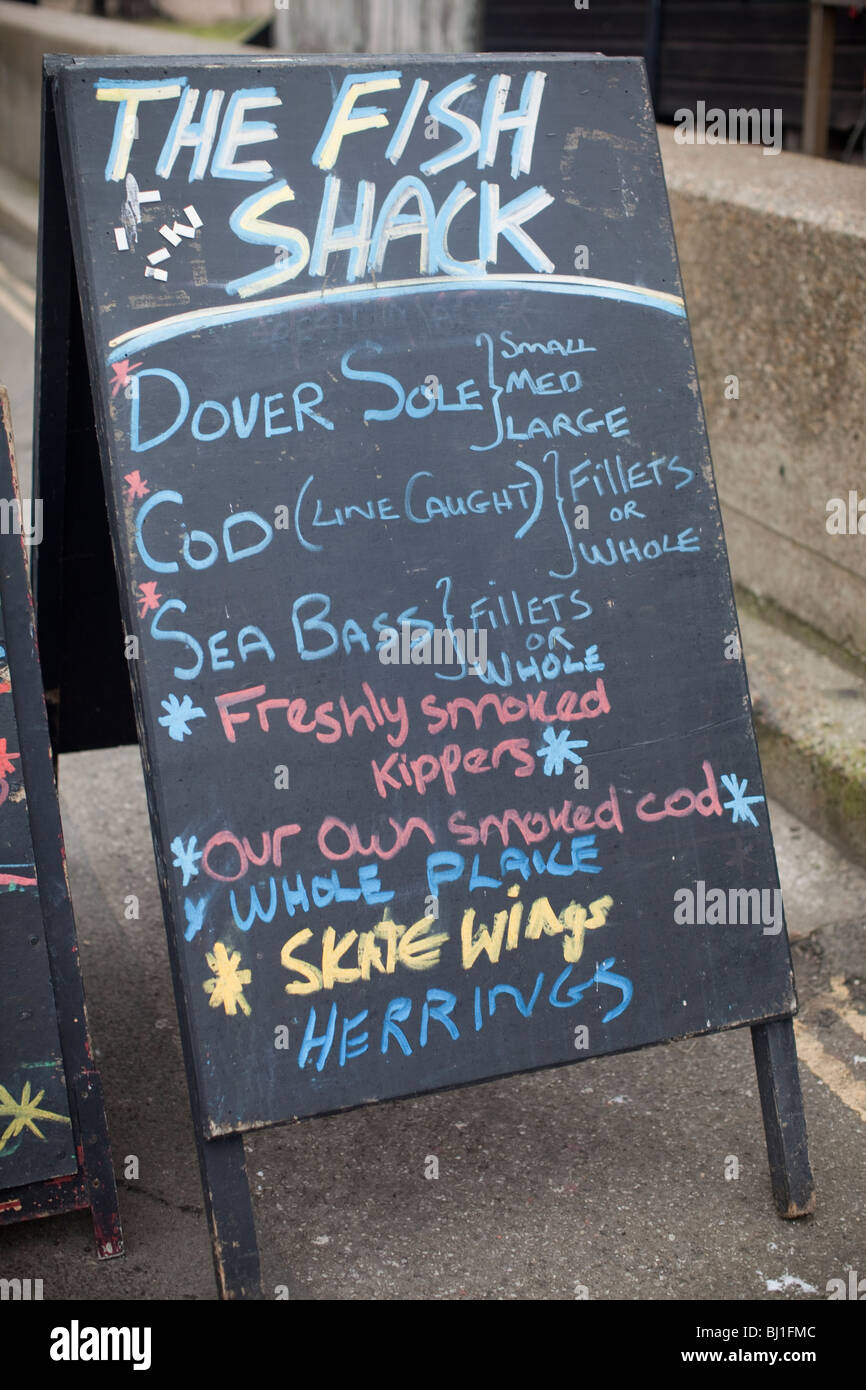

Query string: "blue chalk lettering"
[[136, 490, 183, 573], [468, 856, 501, 891], [299, 1003, 338, 1070], [211, 88, 280, 181], [230, 880, 278, 931], [281, 874, 310, 916], [341, 343, 404, 422], [310, 174, 375, 283], [208, 631, 234, 671], [264, 393, 292, 436], [339, 1011, 370, 1066], [181, 529, 219, 570], [183, 895, 206, 941], [293, 381, 333, 432], [130, 368, 189, 453], [237, 626, 276, 665], [96, 76, 188, 182], [232, 393, 260, 437], [405, 470, 433, 524], [426, 850, 464, 898], [419, 76, 479, 178], [358, 863, 394, 905], [595, 957, 634, 1022], [151, 599, 203, 680], [420, 989, 459, 1045], [488, 974, 544, 1019], [381, 996, 413, 1055], [292, 593, 338, 660], [156, 86, 223, 182], [223, 511, 273, 563], [191, 400, 230, 441], [311, 70, 401, 170]]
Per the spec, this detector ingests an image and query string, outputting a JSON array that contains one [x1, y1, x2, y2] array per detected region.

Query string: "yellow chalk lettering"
[[506, 897, 524, 950], [525, 895, 564, 940], [561, 894, 614, 963], [357, 929, 387, 980], [461, 907, 507, 968], [374, 910, 405, 972], [280, 928, 323, 994], [314, 74, 402, 171], [97, 83, 184, 181], [397, 915, 449, 971], [321, 927, 361, 990]]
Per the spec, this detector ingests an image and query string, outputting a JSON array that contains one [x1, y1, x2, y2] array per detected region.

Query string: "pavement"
[[0, 220, 864, 1303]]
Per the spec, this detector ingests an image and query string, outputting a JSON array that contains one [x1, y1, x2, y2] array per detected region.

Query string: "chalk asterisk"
[[159, 693, 205, 742], [720, 772, 765, 827], [535, 726, 589, 777], [203, 942, 252, 1017], [724, 836, 758, 877], [0, 1080, 71, 1153], [137, 580, 162, 617], [0, 739, 20, 778], [123, 467, 149, 499], [171, 835, 202, 886]]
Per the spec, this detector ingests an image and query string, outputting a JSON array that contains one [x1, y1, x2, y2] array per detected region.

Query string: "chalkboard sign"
[[0, 388, 121, 1255], [40, 53, 812, 1294]]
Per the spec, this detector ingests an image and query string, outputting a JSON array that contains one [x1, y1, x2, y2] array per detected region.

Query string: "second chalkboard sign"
[[0, 388, 121, 1256], [39, 53, 813, 1296]]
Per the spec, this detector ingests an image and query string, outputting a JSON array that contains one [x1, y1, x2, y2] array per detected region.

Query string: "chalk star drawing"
[[535, 727, 589, 777], [0, 739, 20, 778], [203, 943, 251, 1017], [171, 835, 202, 886], [110, 361, 142, 398], [124, 469, 150, 500], [720, 773, 765, 827], [158, 694, 205, 742], [0, 1081, 71, 1153], [137, 581, 162, 618]]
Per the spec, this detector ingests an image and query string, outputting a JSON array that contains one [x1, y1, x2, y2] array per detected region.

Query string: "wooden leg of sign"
[[196, 1130, 263, 1300], [751, 1018, 815, 1218], [76, 1066, 124, 1259]]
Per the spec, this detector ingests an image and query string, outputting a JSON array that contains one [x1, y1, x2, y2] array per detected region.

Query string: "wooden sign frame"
[[33, 53, 814, 1299], [0, 387, 121, 1259]]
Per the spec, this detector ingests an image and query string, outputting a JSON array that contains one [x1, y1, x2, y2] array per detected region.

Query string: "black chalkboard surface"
[[0, 388, 121, 1254], [41, 53, 813, 1294]]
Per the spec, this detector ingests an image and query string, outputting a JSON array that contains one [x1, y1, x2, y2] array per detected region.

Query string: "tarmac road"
[[0, 229, 864, 1305]]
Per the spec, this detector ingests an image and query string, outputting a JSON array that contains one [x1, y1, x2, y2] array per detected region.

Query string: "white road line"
[[0, 282, 34, 336], [828, 975, 866, 1044], [794, 1020, 866, 1123]]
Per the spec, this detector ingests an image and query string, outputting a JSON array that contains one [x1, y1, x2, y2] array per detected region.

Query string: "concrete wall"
[[658, 128, 866, 658], [274, 0, 479, 53], [159, 0, 267, 16], [0, 0, 256, 187]]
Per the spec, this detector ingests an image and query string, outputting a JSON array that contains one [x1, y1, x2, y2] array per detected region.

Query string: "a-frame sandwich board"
[[34, 52, 814, 1299], [0, 386, 122, 1261]]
